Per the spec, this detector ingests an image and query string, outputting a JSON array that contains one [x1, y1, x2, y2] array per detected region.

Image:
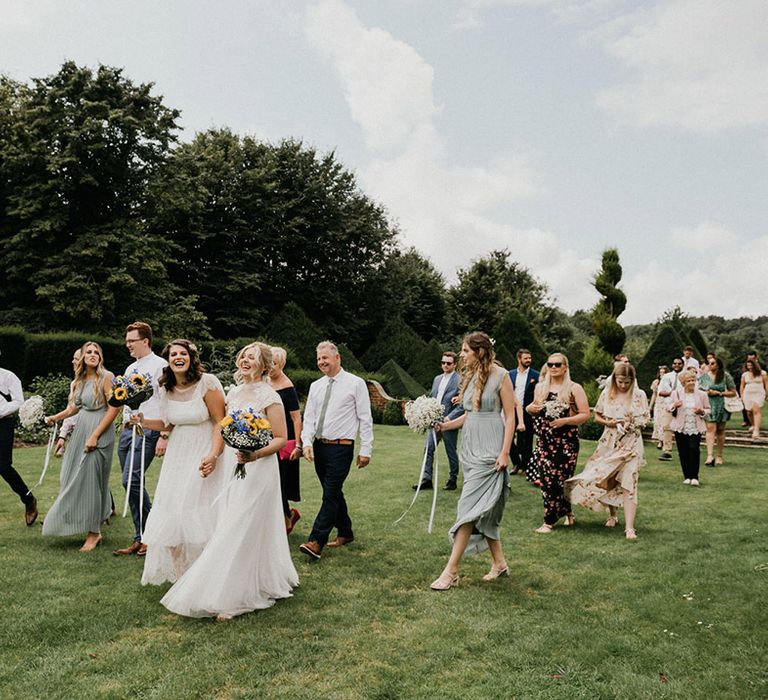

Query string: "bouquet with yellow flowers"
[[108, 373, 153, 410], [220, 407, 273, 478]]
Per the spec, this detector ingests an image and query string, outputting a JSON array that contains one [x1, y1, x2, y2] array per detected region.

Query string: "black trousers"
[[308, 441, 354, 547], [511, 413, 534, 472], [674, 432, 701, 480], [0, 416, 34, 505]]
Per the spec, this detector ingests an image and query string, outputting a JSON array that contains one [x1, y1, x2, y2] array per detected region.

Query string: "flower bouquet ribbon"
[[19, 395, 57, 492], [394, 396, 445, 533], [108, 373, 153, 533], [213, 408, 273, 506]]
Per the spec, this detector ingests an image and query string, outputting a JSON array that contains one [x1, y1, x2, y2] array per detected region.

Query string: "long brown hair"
[[71, 341, 108, 407], [159, 339, 205, 391], [607, 362, 637, 401], [457, 332, 496, 411], [746, 359, 762, 377]]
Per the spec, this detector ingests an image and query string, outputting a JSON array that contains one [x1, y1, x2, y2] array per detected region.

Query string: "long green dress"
[[42, 379, 114, 536], [449, 366, 509, 555]]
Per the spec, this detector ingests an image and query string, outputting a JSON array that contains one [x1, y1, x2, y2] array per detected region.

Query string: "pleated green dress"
[[449, 366, 509, 554], [42, 379, 114, 536]]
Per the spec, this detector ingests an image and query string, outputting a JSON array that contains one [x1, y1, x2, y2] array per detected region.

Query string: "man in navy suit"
[[509, 348, 539, 477], [412, 351, 464, 491]]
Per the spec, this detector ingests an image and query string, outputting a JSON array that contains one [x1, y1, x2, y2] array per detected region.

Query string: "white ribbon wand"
[[28, 422, 58, 492], [394, 428, 440, 533]]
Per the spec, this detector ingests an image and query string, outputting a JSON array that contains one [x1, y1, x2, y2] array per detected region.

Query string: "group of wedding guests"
[[3, 322, 374, 620], [3, 326, 764, 607]]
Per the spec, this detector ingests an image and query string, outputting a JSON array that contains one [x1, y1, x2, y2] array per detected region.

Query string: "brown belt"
[[316, 438, 354, 445]]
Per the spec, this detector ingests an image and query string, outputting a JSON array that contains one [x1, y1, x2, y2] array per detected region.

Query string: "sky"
[[1, 0, 767, 324]]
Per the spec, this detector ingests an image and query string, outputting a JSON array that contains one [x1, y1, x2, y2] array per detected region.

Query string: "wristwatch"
[[160, 432, 170, 440]]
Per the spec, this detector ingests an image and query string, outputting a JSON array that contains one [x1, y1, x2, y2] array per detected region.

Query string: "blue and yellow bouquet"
[[220, 408, 273, 478], [109, 373, 153, 410]]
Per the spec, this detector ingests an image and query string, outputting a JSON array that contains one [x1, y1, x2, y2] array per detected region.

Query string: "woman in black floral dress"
[[527, 353, 590, 533]]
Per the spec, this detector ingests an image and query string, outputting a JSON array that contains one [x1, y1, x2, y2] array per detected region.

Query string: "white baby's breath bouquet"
[[19, 395, 46, 430], [543, 399, 567, 420], [404, 396, 444, 434]]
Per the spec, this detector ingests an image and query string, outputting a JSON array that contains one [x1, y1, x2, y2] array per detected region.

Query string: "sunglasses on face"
[[546, 362, 563, 368], [441, 361, 454, 366]]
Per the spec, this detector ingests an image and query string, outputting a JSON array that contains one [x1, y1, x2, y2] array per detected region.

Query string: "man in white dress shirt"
[[299, 341, 373, 560], [0, 357, 38, 525], [113, 321, 168, 556], [656, 357, 684, 461], [682, 346, 700, 372]]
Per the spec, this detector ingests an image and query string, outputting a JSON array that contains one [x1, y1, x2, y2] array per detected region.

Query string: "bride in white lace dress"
[[132, 340, 228, 585], [161, 342, 298, 619]]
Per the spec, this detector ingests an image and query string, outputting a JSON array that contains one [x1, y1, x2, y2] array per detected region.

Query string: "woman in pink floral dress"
[[565, 363, 649, 540]]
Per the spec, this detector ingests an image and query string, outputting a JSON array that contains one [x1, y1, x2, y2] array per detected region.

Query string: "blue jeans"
[[308, 441, 354, 547], [423, 429, 459, 483], [118, 427, 159, 542]]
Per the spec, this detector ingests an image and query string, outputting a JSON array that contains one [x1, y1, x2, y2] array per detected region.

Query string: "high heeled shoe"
[[482, 565, 509, 581], [79, 534, 102, 552], [430, 571, 459, 590], [534, 523, 553, 534]]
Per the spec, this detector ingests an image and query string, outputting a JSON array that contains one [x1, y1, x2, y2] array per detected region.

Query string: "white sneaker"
[[690, 479, 700, 486], [683, 479, 691, 485]]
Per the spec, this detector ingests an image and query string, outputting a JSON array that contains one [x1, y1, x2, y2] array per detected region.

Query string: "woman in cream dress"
[[740, 359, 767, 439]]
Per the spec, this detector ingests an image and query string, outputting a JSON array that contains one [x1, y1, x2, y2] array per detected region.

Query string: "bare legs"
[[751, 407, 761, 438], [431, 523, 507, 588], [80, 530, 102, 552], [705, 422, 716, 462]]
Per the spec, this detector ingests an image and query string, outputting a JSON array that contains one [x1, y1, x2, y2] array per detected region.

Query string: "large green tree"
[[448, 250, 552, 336], [148, 129, 398, 341], [0, 62, 206, 337]]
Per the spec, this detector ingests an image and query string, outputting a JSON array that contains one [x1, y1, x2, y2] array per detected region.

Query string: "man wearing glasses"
[[113, 321, 167, 556], [412, 352, 464, 491]]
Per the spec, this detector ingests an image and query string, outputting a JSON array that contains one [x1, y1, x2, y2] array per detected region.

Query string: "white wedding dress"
[[141, 373, 228, 585], [161, 381, 299, 618]]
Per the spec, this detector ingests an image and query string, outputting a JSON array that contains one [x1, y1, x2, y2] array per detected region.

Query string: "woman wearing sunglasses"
[[527, 353, 590, 534], [565, 362, 649, 540]]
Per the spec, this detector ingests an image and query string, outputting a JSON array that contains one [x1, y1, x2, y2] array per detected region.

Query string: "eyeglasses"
[[546, 362, 563, 368], [441, 361, 454, 365]]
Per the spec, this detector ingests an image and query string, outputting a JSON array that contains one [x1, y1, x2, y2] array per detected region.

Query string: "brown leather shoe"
[[299, 540, 322, 560], [113, 541, 142, 556], [137, 543, 147, 556], [25, 496, 38, 527], [326, 536, 354, 548]]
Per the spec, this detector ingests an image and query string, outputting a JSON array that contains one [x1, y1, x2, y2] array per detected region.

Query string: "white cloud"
[[596, 0, 768, 132], [622, 223, 768, 323], [305, 0, 599, 309]]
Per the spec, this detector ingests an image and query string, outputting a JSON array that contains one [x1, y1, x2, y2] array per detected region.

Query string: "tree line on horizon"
[[0, 62, 763, 383]]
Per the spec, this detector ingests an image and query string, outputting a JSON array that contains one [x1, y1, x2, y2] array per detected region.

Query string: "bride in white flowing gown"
[[161, 342, 299, 619]]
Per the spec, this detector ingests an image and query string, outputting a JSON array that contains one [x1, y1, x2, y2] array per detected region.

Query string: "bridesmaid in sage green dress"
[[430, 332, 517, 590], [43, 342, 117, 552]]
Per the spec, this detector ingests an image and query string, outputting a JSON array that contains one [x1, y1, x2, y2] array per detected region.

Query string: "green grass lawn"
[[1, 427, 766, 699]]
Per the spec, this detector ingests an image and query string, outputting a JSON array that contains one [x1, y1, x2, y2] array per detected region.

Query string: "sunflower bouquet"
[[220, 407, 273, 478], [108, 373, 154, 410]]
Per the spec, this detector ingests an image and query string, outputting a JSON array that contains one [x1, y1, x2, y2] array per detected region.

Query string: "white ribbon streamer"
[[122, 424, 137, 517], [29, 422, 58, 493], [394, 429, 440, 533]]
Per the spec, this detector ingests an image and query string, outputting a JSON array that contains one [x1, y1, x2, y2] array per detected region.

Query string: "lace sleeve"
[[201, 372, 225, 397]]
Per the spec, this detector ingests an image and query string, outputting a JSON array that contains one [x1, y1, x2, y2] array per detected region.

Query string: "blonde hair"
[[534, 353, 575, 407], [233, 342, 273, 384], [271, 346, 287, 370], [607, 363, 638, 400], [679, 368, 698, 385], [316, 340, 339, 355], [457, 332, 497, 412], [71, 341, 108, 407]]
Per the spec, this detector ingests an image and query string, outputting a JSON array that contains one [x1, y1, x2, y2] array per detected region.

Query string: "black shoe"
[[443, 480, 457, 491], [659, 452, 672, 461], [412, 480, 433, 490]]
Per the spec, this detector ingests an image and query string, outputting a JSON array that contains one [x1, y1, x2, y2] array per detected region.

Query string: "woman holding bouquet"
[[527, 353, 590, 534], [130, 339, 228, 584], [161, 342, 298, 619], [267, 346, 303, 534], [43, 342, 117, 551], [429, 332, 517, 590], [565, 363, 649, 540]]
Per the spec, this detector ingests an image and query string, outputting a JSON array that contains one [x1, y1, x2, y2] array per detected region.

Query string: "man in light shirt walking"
[[299, 341, 373, 560], [656, 357, 684, 461]]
